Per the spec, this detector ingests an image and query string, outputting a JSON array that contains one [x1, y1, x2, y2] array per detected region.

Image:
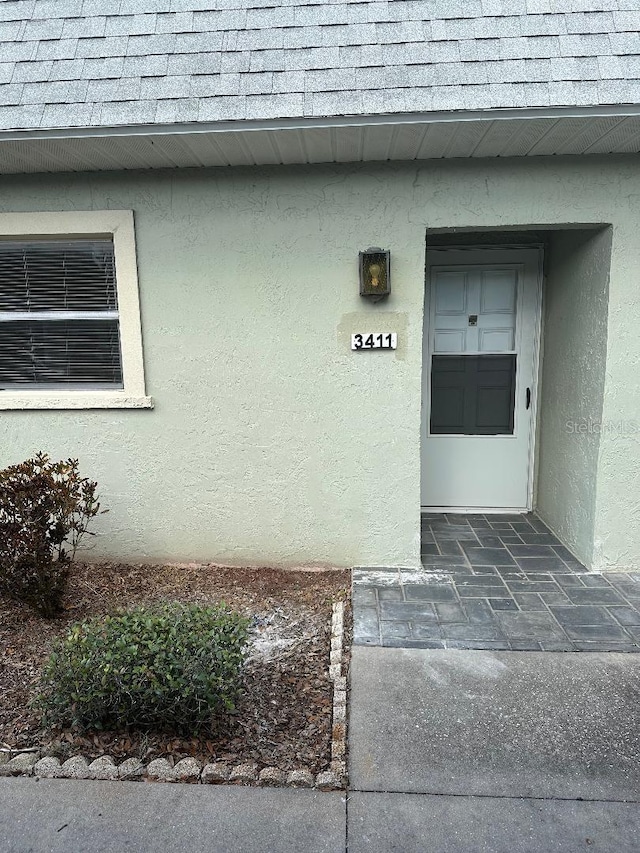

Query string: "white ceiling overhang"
[[0, 105, 639, 175]]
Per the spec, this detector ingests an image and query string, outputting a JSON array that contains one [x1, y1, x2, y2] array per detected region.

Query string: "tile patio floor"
[[353, 513, 640, 652]]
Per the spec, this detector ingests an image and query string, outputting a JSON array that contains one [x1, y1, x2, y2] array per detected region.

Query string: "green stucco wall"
[[0, 155, 638, 569], [536, 229, 611, 567]]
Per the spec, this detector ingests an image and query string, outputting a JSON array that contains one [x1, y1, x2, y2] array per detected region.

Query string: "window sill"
[[0, 393, 154, 410]]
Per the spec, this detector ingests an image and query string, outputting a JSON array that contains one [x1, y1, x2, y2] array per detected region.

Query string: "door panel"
[[421, 248, 541, 510], [430, 354, 516, 435]]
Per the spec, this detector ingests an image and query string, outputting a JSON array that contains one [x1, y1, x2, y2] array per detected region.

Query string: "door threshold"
[[422, 506, 530, 514]]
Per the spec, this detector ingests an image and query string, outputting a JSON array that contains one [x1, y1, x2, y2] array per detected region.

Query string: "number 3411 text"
[[351, 332, 398, 351]]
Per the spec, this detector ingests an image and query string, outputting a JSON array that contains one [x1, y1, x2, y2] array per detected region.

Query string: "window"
[[0, 211, 151, 409]]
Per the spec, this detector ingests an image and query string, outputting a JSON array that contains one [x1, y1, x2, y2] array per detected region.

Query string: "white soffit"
[[0, 108, 639, 175]]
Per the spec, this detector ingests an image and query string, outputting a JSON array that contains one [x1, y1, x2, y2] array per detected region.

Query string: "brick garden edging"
[[0, 599, 349, 791], [326, 600, 347, 787]]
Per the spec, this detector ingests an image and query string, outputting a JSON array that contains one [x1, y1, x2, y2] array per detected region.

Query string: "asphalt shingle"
[[0, 0, 636, 131]]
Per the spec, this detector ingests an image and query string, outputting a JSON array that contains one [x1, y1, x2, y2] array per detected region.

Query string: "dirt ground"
[[0, 562, 350, 774]]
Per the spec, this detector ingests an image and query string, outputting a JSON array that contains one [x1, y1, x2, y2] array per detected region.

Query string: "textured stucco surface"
[[594, 218, 640, 571], [535, 228, 611, 567], [0, 156, 638, 568]]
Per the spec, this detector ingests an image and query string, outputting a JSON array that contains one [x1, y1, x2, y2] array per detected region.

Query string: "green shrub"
[[0, 452, 102, 618], [38, 603, 250, 734]]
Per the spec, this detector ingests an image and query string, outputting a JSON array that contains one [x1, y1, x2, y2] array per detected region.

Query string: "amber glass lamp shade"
[[359, 248, 391, 300]]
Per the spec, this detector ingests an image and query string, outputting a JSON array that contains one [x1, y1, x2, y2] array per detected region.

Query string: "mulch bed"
[[0, 562, 350, 775]]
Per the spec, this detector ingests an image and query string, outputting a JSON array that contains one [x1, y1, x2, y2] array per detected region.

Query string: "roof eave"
[[1, 104, 639, 175]]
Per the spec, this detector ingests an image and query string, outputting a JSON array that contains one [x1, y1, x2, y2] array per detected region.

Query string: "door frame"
[[421, 243, 545, 513]]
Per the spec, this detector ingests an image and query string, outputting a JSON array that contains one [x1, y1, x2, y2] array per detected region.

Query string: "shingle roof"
[[0, 0, 639, 133]]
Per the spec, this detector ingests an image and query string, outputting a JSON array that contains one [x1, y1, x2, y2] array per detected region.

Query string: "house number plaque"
[[351, 332, 397, 350]]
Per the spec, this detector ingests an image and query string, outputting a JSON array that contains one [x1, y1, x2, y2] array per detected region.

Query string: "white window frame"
[[0, 210, 152, 410]]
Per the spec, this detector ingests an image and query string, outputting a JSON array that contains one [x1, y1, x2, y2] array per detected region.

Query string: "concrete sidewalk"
[[3, 777, 639, 853], [348, 647, 640, 852], [349, 647, 640, 800], [2, 647, 640, 852], [0, 779, 346, 853]]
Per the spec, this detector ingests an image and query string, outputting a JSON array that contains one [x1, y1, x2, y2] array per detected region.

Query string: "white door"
[[421, 247, 542, 511]]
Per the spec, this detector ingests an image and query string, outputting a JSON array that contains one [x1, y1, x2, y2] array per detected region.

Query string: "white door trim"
[[421, 244, 544, 511]]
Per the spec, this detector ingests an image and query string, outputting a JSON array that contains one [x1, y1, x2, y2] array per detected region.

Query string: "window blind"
[[0, 239, 123, 389]]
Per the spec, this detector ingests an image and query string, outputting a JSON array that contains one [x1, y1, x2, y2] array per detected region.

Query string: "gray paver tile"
[[353, 567, 398, 582], [540, 641, 576, 651], [382, 638, 446, 649], [489, 598, 518, 611], [435, 564, 474, 575], [509, 640, 543, 650], [379, 601, 439, 620], [492, 514, 528, 523], [444, 513, 472, 525], [608, 606, 640, 627], [505, 580, 559, 593], [471, 566, 501, 576], [404, 584, 456, 602], [432, 526, 479, 541], [571, 641, 638, 652], [507, 545, 559, 557], [475, 534, 504, 548], [378, 588, 404, 602], [527, 517, 553, 533], [462, 547, 516, 566], [458, 585, 510, 598], [494, 612, 564, 640], [455, 574, 507, 587], [355, 514, 640, 653], [509, 522, 536, 534], [539, 591, 572, 606], [565, 588, 627, 606], [621, 625, 640, 642], [580, 575, 613, 588], [552, 545, 580, 562], [380, 620, 412, 640], [606, 573, 640, 587], [493, 565, 526, 576], [522, 572, 554, 582], [434, 603, 468, 623], [353, 605, 381, 642], [410, 585, 458, 603], [352, 587, 377, 606], [463, 599, 494, 621], [555, 574, 586, 588], [519, 533, 562, 546], [564, 560, 587, 575], [411, 623, 444, 640], [421, 555, 472, 567], [444, 639, 511, 650], [564, 624, 632, 642], [442, 623, 507, 641], [438, 540, 464, 556], [549, 605, 619, 626], [513, 593, 547, 611], [355, 635, 382, 645], [514, 556, 569, 571]]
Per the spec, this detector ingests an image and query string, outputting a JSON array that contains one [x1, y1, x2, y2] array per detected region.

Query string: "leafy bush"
[[38, 603, 250, 734], [0, 453, 102, 618]]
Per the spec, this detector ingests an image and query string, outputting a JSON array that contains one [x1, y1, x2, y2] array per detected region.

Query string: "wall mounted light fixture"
[[359, 248, 391, 302]]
